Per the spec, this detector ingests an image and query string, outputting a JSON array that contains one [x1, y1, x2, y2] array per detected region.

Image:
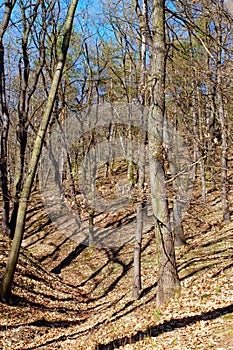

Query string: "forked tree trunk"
[[0, 0, 79, 304]]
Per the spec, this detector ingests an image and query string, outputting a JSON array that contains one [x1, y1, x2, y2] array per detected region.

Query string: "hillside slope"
[[0, 186, 233, 349]]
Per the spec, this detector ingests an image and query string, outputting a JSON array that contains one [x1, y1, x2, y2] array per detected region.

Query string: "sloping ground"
[[0, 186, 233, 349]]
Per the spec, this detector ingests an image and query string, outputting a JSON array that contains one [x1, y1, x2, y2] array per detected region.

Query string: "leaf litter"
[[0, 184, 233, 350]]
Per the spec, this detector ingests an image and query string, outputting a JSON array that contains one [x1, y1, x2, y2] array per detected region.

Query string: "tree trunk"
[[149, 0, 180, 305], [163, 118, 187, 247], [133, 0, 147, 299], [0, 0, 79, 304], [216, 14, 230, 223], [133, 119, 147, 300], [217, 69, 230, 222], [133, 201, 143, 298], [10, 1, 43, 237], [0, 1, 17, 236]]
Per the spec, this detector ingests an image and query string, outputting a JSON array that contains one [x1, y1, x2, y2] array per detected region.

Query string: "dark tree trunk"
[[10, 1, 46, 237], [0, 1, 17, 236]]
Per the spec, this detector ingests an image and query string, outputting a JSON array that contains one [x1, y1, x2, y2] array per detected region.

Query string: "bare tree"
[[133, 0, 148, 300], [0, 0, 79, 304], [132, 0, 180, 304], [0, 1, 17, 236], [216, 1, 231, 222], [10, 0, 48, 237], [149, 0, 180, 305]]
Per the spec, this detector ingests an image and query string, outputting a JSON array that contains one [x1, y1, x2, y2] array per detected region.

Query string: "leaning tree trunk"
[[0, 0, 79, 304], [149, 0, 180, 305]]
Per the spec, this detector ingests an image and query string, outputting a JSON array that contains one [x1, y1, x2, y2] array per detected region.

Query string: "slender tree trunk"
[[197, 87, 207, 204], [89, 208, 94, 246], [133, 0, 148, 299], [10, 1, 42, 237], [133, 200, 143, 298], [163, 118, 187, 247], [0, 1, 17, 236], [133, 125, 146, 299], [191, 83, 207, 203], [0, 0, 79, 304], [104, 122, 114, 178], [10, 32, 30, 238], [217, 70, 230, 222], [149, 0, 180, 305], [188, 30, 207, 203], [216, 18, 230, 223]]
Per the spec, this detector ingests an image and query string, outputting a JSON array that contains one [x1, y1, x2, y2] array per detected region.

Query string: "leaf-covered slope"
[[0, 187, 233, 350]]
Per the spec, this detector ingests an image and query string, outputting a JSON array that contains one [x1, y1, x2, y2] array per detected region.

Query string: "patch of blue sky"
[[73, 0, 116, 42]]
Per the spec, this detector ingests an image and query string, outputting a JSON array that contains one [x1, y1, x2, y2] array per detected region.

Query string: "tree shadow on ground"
[[23, 316, 109, 350], [80, 232, 154, 302], [14, 279, 83, 304], [50, 243, 87, 274], [201, 230, 233, 249], [17, 303, 233, 350], [0, 316, 85, 332], [26, 202, 44, 216], [38, 231, 83, 263], [23, 216, 52, 249], [95, 304, 233, 349]]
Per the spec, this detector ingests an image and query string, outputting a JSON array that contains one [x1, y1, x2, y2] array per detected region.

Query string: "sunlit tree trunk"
[[0, 0, 79, 304], [133, 126, 146, 299], [216, 6, 230, 223], [133, 0, 148, 300], [149, 0, 180, 305], [217, 65, 230, 222]]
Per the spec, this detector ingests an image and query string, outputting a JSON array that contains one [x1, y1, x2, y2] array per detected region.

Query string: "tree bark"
[[149, 0, 180, 305], [217, 64, 230, 222], [133, 0, 147, 299], [0, 1, 17, 236], [133, 119, 146, 299], [10, 0, 44, 237], [216, 10, 230, 223], [0, 0, 79, 304]]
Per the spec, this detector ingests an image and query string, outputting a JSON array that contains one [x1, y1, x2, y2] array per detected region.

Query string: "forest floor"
[[0, 178, 233, 349]]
